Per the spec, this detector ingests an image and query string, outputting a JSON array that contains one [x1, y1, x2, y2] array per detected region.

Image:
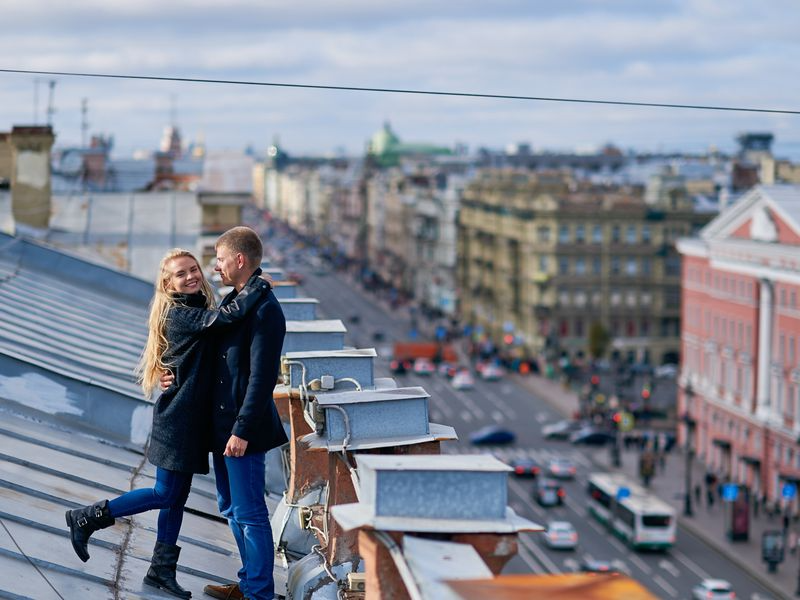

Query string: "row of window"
[[686, 266, 755, 301], [558, 289, 655, 308], [558, 317, 678, 338], [539, 223, 653, 245], [685, 308, 755, 351], [543, 255, 680, 277]]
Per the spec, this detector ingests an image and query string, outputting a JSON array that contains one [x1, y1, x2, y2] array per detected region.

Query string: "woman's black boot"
[[65, 500, 114, 562], [143, 541, 192, 599]]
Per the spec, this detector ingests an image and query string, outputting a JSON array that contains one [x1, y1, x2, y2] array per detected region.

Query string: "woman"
[[65, 249, 269, 599]]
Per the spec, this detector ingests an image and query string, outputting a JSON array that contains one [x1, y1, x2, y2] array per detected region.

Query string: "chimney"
[[9, 126, 55, 230]]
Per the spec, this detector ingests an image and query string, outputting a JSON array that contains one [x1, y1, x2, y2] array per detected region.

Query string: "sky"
[[1, 0, 799, 159]]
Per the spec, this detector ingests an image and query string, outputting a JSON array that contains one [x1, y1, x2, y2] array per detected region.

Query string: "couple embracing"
[[65, 226, 287, 600]]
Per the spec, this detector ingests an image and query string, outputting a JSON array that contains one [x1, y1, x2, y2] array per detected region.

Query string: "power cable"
[[0, 516, 66, 600], [0, 68, 798, 116]]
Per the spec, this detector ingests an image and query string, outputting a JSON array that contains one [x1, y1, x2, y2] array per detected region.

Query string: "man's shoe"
[[203, 582, 244, 600]]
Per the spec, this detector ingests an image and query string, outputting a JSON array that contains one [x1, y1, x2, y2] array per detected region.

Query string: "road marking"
[[628, 553, 652, 575], [607, 535, 626, 553], [571, 453, 590, 468], [671, 548, 711, 580], [491, 410, 504, 423], [501, 385, 514, 395], [480, 389, 518, 419], [535, 411, 549, 423], [518, 534, 561, 573], [563, 557, 579, 572], [460, 410, 473, 422], [507, 477, 545, 519], [658, 559, 680, 578], [653, 574, 678, 598], [611, 558, 630, 575], [515, 539, 545, 573]]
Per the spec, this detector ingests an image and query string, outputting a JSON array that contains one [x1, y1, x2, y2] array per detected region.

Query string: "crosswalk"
[[442, 444, 591, 469]]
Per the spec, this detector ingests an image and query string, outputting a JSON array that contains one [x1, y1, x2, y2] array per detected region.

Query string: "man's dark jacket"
[[147, 279, 269, 473], [210, 269, 288, 455]]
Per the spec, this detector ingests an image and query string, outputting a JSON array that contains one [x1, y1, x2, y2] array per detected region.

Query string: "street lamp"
[[682, 382, 696, 517]]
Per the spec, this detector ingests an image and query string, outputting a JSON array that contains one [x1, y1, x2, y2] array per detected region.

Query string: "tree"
[[588, 321, 611, 359]]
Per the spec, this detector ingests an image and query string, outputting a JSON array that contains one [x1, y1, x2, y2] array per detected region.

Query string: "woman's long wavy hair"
[[137, 249, 216, 396]]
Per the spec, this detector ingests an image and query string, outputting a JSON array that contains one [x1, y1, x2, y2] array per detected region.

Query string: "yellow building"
[[457, 170, 713, 365]]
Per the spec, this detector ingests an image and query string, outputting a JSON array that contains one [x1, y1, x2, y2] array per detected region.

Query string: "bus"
[[587, 472, 676, 551]]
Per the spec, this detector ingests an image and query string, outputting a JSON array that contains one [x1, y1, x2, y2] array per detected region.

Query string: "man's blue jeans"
[[214, 452, 275, 600], [107, 467, 192, 545]]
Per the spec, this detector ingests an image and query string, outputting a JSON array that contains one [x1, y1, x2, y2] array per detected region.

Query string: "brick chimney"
[[8, 126, 55, 229]]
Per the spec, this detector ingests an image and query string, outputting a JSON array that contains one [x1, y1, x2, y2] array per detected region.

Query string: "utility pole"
[[81, 99, 89, 148], [46, 80, 56, 127]]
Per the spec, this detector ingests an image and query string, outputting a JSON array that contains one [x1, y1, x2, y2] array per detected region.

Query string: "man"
[[201, 226, 287, 600]]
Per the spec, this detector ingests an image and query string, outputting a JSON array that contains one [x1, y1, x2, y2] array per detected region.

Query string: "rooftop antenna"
[[46, 80, 56, 127], [81, 98, 89, 147]]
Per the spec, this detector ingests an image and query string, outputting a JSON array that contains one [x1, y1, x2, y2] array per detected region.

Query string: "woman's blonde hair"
[[137, 249, 216, 396]]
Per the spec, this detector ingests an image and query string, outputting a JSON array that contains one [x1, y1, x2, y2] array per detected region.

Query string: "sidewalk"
[[514, 373, 795, 600]]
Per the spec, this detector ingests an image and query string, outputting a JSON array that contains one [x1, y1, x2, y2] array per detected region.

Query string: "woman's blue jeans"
[[213, 452, 274, 600], [107, 467, 193, 545]]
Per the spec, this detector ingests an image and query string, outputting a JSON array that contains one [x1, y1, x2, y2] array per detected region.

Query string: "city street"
[[288, 251, 782, 600]]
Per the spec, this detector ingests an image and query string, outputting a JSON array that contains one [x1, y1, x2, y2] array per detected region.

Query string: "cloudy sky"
[[1, 0, 799, 158]]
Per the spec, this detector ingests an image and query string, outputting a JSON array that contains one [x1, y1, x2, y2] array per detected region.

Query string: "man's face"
[[214, 245, 243, 287]]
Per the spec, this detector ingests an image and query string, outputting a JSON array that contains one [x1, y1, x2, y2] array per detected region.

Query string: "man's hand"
[[159, 370, 175, 391], [224, 435, 249, 458]]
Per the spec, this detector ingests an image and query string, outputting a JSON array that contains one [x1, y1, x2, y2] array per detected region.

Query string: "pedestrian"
[[707, 488, 715, 508], [65, 248, 269, 598], [166, 227, 287, 600], [694, 484, 701, 505]]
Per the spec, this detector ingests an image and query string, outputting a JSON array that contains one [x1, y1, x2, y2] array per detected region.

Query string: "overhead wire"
[[0, 67, 798, 116]]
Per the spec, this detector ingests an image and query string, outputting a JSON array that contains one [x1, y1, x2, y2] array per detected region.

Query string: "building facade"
[[457, 170, 712, 364], [678, 184, 800, 504]]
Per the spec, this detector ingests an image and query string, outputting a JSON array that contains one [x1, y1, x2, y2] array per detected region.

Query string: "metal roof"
[[286, 320, 347, 333], [315, 386, 428, 406], [355, 454, 511, 473]]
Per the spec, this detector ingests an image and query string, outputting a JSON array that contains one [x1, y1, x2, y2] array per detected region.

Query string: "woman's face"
[[165, 256, 204, 294]]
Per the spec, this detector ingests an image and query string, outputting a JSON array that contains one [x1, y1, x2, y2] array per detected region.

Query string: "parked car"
[[452, 370, 475, 390], [509, 458, 541, 478], [542, 419, 584, 440], [481, 363, 504, 381], [535, 478, 564, 507], [547, 457, 577, 480], [469, 425, 515, 446], [543, 521, 578, 550], [569, 427, 615, 446], [438, 362, 458, 378], [691, 579, 734, 600], [580, 558, 617, 574], [390, 359, 411, 375], [413, 358, 436, 376]]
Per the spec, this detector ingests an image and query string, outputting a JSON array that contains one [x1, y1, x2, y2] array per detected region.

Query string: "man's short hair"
[[216, 226, 263, 267]]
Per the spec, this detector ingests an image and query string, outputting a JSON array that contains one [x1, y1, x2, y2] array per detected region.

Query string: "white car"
[[691, 579, 734, 600], [481, 363, 504, 381], [547, 457, 577, 480], [452, 370, 475, 390], [543, 521, 578, 550], [413, 358, 436, 376]]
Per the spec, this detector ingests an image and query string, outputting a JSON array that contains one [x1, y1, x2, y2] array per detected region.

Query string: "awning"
[[712, 438, 732, 449], [739, 455, 761, 466], [779, 472, 800, 485]]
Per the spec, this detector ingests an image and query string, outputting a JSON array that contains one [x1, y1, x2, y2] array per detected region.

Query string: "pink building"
[[678, 184, 800, 505]]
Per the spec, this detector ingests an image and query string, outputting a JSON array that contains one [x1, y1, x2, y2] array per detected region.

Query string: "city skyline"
[[1, 0, 799, 158]]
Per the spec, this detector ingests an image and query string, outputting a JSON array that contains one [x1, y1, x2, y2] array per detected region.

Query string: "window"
[[611, 225, 620, 243], [592, 256, 602, 275], [625, 258, 638, 275], [575, 257, 586, 275], [626, 225, 637, 244], [642, 225, 651, 244], [611, 257, 621, 275], [641, 319, 650, 335], [665, 255, 681, 276], [559, 225, 570, 243], [592, 224, 603, 243], [575, 318, 584, 336], [641, 292, 652, 305], [611, 292, 622, 306], [642, 515, 671, 528], [539, 255, 549, 272], [626, 291, 637, 307], [641, 258, 652, 276], [537, 226, 551, 243], [559, 257, 569, 275], [575, 224, 585, 243]]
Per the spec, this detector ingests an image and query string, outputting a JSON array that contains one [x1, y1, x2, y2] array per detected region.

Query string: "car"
[[580, 558, 617, 574], [481, 363, 504, 381], [655, 363, 678, 379], [569, 427, 615, 446], [438, 362, 458, 378], [509, 458, 541, 478], [452, 370, 475, 390], [469, 425, 515, 446], [542, 419, 584, 440], [535, 478, 565, 506], [547, 457, 577, 480], [691, 579, 735, 600], [390, 359, 411, 375], [543, 521, 578, 550], [413, 358, 436, 376], [372, 330, 386, 342]]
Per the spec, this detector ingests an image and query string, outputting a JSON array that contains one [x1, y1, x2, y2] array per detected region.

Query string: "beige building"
[[457, 170, 714, 365], [0, 126, 55, 231]]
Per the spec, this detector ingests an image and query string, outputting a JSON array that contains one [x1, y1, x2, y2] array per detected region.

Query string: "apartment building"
[[457, 169, 712, 364]]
